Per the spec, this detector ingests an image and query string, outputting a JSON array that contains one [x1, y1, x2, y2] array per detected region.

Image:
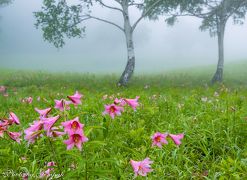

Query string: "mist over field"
[[0, 0, 246, 73], [1, 1, 247, 179]]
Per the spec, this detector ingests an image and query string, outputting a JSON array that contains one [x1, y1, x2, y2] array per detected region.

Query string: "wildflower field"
[[0, 64, 247, 179]]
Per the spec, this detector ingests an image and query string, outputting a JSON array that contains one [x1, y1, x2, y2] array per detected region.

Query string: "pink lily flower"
[[47, 161, 56, 167], [103, 104, 124, 119], [67, 91, 83, 106], [26, 97, 33, 104], [40, 169, 52, 178], [35, 107, 52, 118], [0, 85, 7, 93], [130, 158, 153, 177], [7, 131, 22, 143], [151, 132, 168, 148], [9, 112, 20, 125], [114, 98, 126, 106], [54, 99, 71, 111], [40, 161, 56, 178], [64, 133, 88, 151], [22, 173, 28, 180], [24, 120, 44, 144], [168, 133, 184, 146], [0, 121, 8, 137], [124, 96, 140, 110], [61, 117, 84, 135], [42, 115, 60, 136], [50, 126, 65, 137]]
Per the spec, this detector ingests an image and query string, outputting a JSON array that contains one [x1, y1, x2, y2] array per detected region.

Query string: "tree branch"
[[129, 2, 143, 7], [97, 0, 123, 13], [224, 0, 246, 22], [132, 0, 162, 31], [88, 15, 124, 32], [182, 8, 215, 19]]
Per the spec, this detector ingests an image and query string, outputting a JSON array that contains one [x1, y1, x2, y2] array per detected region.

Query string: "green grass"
[[0, 63, 247, 179]]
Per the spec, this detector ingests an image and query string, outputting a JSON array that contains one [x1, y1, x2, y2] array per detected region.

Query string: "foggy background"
[[0, 0, 246, 74]]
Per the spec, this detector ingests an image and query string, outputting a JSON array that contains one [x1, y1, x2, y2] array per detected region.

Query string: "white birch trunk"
[[118, 2, 135, 86], [212, 21, 225, 83]]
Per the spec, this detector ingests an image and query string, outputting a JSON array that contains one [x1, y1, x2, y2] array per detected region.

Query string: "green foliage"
[[145, 0, 247, 37], [34, 0, 85, 48], [144, 0, 179, 21], [0, 0, 12, 6], [34, 0, 175, 49], [184, 0, 247, 37], [0, 65, 247, 179]]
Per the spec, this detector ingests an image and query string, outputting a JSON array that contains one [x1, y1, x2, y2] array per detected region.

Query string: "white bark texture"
[[212, 21, 225, 83], [118, 2, 135, 86]]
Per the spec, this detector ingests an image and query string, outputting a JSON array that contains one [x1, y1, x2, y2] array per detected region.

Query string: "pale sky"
[[0, 0, 246, 73]]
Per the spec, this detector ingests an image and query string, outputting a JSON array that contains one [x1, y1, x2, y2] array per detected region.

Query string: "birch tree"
[[34, 0, 164, 86], [146, 0, 247, 83], [183, 0, 247, 83]]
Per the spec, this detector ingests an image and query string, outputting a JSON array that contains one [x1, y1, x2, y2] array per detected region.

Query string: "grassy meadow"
[[0, 62, 247, 179]]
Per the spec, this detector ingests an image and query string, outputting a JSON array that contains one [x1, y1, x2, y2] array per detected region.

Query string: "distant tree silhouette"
[[145, 0, 247, 83]]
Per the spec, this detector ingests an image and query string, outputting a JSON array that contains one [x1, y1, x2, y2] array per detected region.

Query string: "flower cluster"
[[35, 107, 52, 118], [102, 96, 184, 177], [55, 91, 83, 111], [24, 91, 88, 151], [103, 96, 140, 119], [2, 91, 186, 178], [24, 111, 61, 144], [130, 133, 184, 177], [130, 158, 153, 177], [0, 112, 22, 143], [40, 161, 56, 178], [151, 132, 184, 148], [62, 117, 88, 151]]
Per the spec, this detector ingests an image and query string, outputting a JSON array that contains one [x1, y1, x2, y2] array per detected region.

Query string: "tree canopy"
[[34, 0, 163, 49], [34, 0, 86, 48], [0, 0, 12, 7]]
